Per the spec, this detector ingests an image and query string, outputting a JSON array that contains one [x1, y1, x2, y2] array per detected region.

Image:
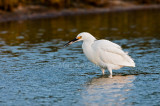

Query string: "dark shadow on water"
[[90, 70, 160, 79]]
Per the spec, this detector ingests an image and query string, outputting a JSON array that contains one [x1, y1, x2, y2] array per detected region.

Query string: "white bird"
[[64, 32, 135, 78]]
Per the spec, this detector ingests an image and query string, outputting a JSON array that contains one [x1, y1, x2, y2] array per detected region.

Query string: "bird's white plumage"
[[68, 32, 135, 78], [92, 40, 135, 68]]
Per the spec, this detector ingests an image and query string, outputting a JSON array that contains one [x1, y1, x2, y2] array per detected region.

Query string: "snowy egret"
[[64, 32, 135, 78]]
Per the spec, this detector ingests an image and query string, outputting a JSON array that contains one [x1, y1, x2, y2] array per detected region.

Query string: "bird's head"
[[64, 32, 96, 47]]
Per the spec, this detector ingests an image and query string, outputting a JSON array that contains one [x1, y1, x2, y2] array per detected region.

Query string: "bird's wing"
[[92, 40, 124, 55], [96, 40, 122, 49], [92, 40, 135, 67]]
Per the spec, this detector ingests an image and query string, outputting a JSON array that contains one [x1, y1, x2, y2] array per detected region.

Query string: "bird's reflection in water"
[[82, 75, 136, 106]]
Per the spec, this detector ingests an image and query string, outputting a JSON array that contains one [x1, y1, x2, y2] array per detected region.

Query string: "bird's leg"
[[101, 68, 105, 75], [107, 68, 113, 78]]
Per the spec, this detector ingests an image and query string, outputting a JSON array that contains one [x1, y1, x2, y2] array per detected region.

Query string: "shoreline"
[[0, 4, 160, 23]]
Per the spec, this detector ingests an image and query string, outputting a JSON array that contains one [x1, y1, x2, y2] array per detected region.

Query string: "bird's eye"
[[77, 36, 82, 39]]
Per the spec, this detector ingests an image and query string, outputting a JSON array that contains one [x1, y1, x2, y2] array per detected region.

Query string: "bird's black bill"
[[64, 38, 78, 47]]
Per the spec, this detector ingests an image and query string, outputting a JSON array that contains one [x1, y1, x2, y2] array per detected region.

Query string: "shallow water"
[[0, 9, 160, 105]]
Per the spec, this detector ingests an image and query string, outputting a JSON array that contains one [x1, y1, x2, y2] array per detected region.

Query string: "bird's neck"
[[82, 39, 95, 51], [83, 39, 95, 46], [83, 37, 96, 43], [82, 39, 96, 64], [82, 36, 96, 50]]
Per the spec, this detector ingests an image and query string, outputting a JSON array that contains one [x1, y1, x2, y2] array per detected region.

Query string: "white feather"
[[92, 40, 135, 68]]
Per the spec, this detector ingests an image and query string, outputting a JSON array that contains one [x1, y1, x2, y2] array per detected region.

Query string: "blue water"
[[0, 9, 160, 105]]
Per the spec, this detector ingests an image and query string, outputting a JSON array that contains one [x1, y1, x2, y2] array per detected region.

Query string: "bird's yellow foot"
[[109, 75, 113, 78]]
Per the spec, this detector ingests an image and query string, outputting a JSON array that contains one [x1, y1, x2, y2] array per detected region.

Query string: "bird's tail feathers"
[[123, 54, 135, 67]]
